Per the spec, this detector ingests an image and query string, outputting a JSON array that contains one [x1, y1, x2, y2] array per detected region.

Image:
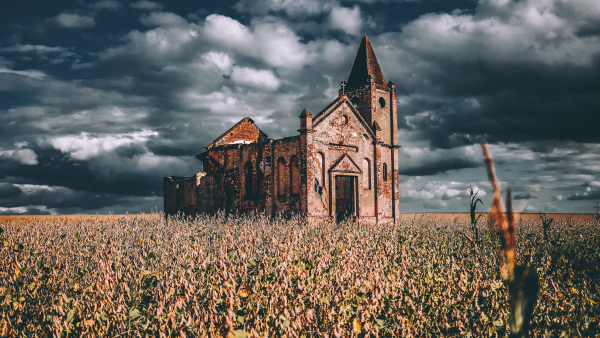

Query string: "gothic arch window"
[[363, 158, 371, 190], [277, 157, 287, 197], [351, 97, 359, 109], [255, 161, 263, 196], [290, 156, 300, 195], [316, 152, 325, 186], [225, 149, 235, 170], [244, 161, 253, 198], [175, 183, 183, 205], [383, 163, 388, 181]]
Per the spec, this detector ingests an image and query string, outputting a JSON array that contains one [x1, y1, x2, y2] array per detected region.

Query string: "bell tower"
[[344, 36, 397, 147]]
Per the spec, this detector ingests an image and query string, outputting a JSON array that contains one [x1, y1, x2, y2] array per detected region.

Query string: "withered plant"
[[481, 142, 539, 338], [539, 212, 554, 241], [0, 208, 598, 336], [464, 184, 484, 249]]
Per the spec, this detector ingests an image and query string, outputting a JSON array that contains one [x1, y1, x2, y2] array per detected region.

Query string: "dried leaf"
[[238, 286, 250, 298], [352, 317, 362, 334]]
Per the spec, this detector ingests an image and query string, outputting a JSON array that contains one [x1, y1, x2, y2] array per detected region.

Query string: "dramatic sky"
[[1, 0, 599, 215]]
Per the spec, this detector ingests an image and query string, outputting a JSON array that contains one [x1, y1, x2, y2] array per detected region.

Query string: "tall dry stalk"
[[482, 142, 514, 279], [539, 212, 554, 241], [468, 184, 483, 247], [481, 142, 539, 338]]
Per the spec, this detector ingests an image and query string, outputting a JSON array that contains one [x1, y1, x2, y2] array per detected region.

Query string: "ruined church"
[[164, 36, 400, 223]]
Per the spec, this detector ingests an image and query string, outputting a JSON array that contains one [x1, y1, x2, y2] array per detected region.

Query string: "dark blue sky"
[[1, 0, 599, 215]]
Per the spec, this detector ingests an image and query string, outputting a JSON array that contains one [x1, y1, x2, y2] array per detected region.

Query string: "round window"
[[341, 114, 349, 125], [379, 97, 386, 108]]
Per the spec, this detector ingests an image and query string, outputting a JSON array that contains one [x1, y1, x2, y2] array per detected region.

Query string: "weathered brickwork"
[[165, 36, 401, 223]]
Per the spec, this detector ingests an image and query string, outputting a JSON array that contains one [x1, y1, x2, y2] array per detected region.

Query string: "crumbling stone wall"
[[164, 174, 200, 216], [196, 173, 223, 214], [172, 133, 302, 217]]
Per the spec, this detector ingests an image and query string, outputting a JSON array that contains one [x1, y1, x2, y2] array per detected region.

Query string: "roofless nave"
[[165, 36, 400, 223]]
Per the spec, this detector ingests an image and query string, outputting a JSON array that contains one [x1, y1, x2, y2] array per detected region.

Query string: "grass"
[[0, 212, 599, 337]]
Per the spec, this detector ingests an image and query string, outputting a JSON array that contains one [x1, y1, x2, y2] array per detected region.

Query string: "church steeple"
[[344, 36, 396, 148], [346, 36, 387, 89]]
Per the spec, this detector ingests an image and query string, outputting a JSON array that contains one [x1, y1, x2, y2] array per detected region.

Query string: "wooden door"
[[335, 176, 355, 222]]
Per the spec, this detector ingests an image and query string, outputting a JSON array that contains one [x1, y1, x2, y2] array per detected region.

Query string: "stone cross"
[[340, 81, 346, 95]]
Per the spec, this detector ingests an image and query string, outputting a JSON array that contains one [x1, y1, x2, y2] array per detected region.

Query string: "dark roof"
[[346, 36, 387, 89]]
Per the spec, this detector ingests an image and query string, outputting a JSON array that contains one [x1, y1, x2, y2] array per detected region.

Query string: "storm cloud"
[[0, 0, 598, 214]]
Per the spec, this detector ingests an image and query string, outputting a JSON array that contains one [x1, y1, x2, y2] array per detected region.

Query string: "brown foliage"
[[0, 211, 598, 337]]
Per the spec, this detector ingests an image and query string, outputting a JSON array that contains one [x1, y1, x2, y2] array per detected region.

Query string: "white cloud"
[[14, 184, 54, 193], [0, 44, 71, 54], [319, 40, 349, 64], [0, 56, 12, 68], [400, 180, 487, 201], [327, 5, 363, 35], [423, 200, 447, 209], [202, 15, 314, 69], [0, 45, 77, 65], [397, 141, 538, 176], [179, 90, 257, 115], [202, 14, 252, 48], [399, 144, 482, 175], [140, 12, 188, 27], [89, 0, 121, 11], [108, 27, 200, 62], [540, 144, 600, 162], [48, 130, 158, 160], [77, 13, 317, 74], [200, 52, 234, 72], [486, 143, 536, 163], [386, 0, 600, 67], [0, 68, 46, 79], [527, 144, 600, 177], [131, 1, 163, 10], [234, 0, 334, 17], [53, 13, 96, 28], [0, 206, 52, 215], [230, 67, 281, 90], [250, 18, 315, 68], [87, 151, 195, 183], [585, 181, 600, 187], [0, 148, 38, 165], [3, 0, 597, 216]]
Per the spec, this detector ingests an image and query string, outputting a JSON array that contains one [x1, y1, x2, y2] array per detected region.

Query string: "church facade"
[[164, 36, 400, 223]]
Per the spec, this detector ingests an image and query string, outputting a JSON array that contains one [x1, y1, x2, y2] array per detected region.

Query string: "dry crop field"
[[0, 212, 599, 337]]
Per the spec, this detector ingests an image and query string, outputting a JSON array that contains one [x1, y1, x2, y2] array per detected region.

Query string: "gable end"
[[312, 97, 376, 141], [329, 153, 363, 174]]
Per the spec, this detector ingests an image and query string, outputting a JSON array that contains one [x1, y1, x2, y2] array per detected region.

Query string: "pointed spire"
[[372, 120, 381, 131], [299, 108, 312, 118], [346, 36, 387, 89], [300, 108, 313, 131]]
